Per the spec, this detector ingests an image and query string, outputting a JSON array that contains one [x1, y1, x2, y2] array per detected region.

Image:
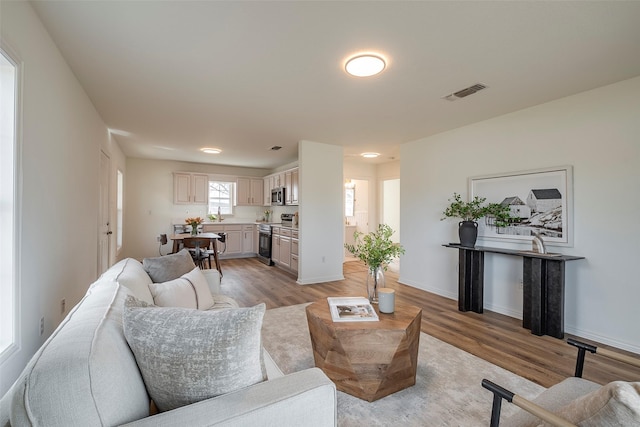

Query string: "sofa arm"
[[121, 368, 336, 427]]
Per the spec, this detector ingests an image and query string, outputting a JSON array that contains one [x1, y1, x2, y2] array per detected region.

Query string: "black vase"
[[459, 221, 478, 247]]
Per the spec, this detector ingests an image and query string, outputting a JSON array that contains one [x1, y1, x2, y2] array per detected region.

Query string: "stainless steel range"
[[257, 223, 273, 265]]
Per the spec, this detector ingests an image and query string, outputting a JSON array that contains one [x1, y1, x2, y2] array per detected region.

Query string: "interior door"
[[98, 151, 112, 274]]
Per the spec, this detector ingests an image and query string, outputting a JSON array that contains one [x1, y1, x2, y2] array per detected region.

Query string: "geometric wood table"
[[305, 299, 422, 402]]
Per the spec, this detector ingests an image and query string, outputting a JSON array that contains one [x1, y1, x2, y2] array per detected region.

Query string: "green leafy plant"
[[442, 193, 513, 227], [344, 224, 405, 271]]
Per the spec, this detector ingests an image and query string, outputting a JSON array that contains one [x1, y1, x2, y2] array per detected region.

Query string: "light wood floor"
[[218, 257, 640, 389]]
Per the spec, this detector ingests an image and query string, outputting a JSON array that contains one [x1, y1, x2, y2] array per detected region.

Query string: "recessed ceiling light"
[[345, 54, 386, 77], [361, 152, 380, 158], [200, 148, 222, 154]]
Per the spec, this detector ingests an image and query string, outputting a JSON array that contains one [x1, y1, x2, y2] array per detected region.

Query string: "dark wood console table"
[[444, 244, 585, 339]]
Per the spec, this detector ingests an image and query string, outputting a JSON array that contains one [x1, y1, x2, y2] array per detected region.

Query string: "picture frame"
[[469, 166, 573, 246]]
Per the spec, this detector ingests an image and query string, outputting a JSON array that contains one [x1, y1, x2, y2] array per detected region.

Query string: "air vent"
[[442, 83, 487, 101], [270, 146, 282, 151]]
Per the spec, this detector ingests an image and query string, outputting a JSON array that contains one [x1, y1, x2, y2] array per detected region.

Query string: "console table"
[[444, 244, 585, 339]]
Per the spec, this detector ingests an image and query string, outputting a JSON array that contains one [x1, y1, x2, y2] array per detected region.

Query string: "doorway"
[[344, 178, 369, 261], [382, 178, 400, 271], [98, 151, 112, 274]]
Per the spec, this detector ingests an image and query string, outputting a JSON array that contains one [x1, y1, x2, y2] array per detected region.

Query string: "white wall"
[[122, 158, 271, 261], [298, 140, 344, 284], [0, 2, 113, 395], [400, 76, 640, 353]]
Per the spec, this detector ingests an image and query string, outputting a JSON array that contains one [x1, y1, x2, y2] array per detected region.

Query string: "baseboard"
[[564, 325, 640, 354], [400, 278, 640, 354], [296, 274, 345, 285]]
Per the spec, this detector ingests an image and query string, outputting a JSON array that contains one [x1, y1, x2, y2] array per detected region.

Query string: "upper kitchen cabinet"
[[174, 172, 208, 205], [284, 168, 299, 205], [237, 177, 264, 206], [264, 167, 299, 206]]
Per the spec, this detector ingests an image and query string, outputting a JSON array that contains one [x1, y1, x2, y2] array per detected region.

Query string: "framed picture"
[[469, 166, 573, 246]]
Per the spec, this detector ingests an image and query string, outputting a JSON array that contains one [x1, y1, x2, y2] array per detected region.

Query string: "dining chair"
[[181, 237, 214, 269]]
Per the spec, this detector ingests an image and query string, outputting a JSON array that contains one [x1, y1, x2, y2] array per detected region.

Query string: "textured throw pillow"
[[541, 381, 640, 426], [123, 296, 267, 412], [148, 267, 214, 310], [142, 249, 195, 283]]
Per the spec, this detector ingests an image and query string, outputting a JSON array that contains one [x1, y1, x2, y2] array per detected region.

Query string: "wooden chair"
[[482, 338, 640, 426], [181, 237, 214, 269]]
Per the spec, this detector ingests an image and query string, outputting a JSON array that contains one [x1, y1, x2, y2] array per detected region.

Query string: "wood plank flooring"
[[218, 257, 640, 389]]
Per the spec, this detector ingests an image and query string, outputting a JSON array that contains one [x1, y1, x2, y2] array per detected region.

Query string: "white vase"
[[366, 266, 385, 304]]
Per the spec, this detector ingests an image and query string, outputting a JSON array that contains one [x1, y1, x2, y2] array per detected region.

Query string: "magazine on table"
[[327, 297, 379, 322]]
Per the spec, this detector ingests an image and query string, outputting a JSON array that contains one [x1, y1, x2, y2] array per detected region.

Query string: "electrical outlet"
[[518, 280, 524, 290], [61, 298, 66, 314], [40, 317, 44, 336]]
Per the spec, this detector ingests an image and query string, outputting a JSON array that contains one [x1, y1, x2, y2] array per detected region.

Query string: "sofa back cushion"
[[5, 281, 149, 426], [101, 257, 154, 304], [142, 249, 196, 283]]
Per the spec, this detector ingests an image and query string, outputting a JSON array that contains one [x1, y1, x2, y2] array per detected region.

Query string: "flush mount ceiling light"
[[345, 54, 386, 77], [361, 152, 380, 159], [200, 147, 222, 154]]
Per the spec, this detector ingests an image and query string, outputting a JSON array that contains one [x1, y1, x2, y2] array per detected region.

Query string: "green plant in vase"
[[441, 192, 513, 247], [344, 224, 405, 304]]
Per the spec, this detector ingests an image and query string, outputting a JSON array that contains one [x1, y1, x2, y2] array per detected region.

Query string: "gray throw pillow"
[[142, 249, 195, 283], [123, 296, 267, 412]]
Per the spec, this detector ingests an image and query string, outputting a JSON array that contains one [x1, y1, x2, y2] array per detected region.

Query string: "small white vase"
[[366, 266, 385, 304]]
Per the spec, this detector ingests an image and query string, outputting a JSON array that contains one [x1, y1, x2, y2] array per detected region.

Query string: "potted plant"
[[344, 224, 405, 303], [441, 193, 512, 247]]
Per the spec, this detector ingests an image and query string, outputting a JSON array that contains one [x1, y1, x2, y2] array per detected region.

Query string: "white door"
[[98, 151, 112, 274]]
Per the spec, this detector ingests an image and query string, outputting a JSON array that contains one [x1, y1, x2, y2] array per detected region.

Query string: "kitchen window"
[[1, 46, 20, 359], [208, 180, 234, 215]]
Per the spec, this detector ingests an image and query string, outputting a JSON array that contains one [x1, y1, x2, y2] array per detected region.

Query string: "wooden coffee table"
[[305, 299, 422, 402]]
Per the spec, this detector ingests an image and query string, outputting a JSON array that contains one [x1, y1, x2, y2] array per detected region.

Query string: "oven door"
[[258, 229, 273, 265]]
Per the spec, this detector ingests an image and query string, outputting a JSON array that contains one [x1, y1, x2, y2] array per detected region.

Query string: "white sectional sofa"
[[1, 254, 336, 426]]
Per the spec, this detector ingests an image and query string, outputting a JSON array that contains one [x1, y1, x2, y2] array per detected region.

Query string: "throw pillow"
[[123, 296, 267, 412], [542, 381, 640, 426], [142, 249, 195, 283], [148, 267, 214, 310]]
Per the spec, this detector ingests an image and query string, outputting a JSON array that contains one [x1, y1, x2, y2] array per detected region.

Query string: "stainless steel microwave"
[[271, 187, 285, 206]]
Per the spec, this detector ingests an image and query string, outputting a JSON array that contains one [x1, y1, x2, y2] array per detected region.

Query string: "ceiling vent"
[[442, 83, 487, 101]]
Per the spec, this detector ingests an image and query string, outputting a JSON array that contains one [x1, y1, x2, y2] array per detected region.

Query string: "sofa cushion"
[[148, 267, 215, 310], [4, 281, 149, 427], [142, 249, 196, 283], [123, 297, 267, 412], [541, 381, 640, 426]]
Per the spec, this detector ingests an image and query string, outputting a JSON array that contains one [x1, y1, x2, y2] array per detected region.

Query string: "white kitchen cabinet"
[[174, 172, 208, 205], [284, 167, 299, 205], [224, 225, 242, 254], [271, 226, 281, 264], [236, 177, 263, 206], [242, 225, 254, 253], [291, 229, 299, 273]]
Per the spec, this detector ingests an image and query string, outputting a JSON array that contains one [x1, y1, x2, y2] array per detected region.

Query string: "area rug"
[[262, 303, 546, 426]]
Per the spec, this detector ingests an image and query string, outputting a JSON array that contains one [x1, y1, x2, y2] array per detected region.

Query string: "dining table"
[[170, 233, 222, 276]]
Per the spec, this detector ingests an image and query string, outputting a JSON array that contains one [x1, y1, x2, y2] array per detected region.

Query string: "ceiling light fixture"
[[200, 148, 222, 154], [361, 152, 380, 159], [345, 54, 386, 77]]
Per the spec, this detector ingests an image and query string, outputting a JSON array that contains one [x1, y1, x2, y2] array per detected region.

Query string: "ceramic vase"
[[366, 265, 385, 304], [458, 220, 478, 247]]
